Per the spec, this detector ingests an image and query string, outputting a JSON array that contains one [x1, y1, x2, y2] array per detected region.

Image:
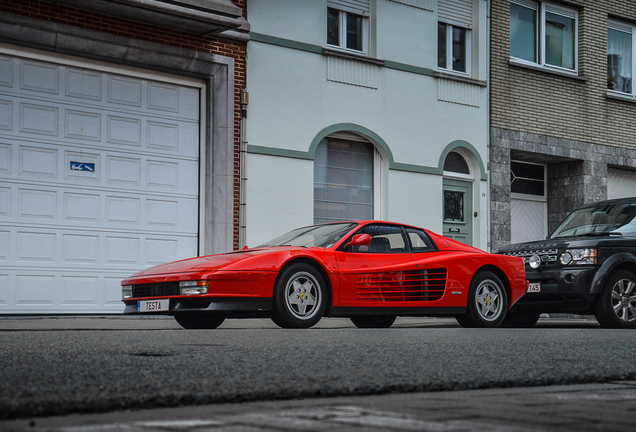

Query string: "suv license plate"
[[138, 299, 169, 312], [527, 282, 541, 293]]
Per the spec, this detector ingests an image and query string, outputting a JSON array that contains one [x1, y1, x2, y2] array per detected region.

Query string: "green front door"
[[442, 178, 472, 246]]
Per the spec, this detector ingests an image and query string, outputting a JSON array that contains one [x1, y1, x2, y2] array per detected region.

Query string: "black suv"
[[496, 197, 636, 329]]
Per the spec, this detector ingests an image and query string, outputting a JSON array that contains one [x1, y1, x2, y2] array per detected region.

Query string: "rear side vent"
[[357, 268, 447, 301]]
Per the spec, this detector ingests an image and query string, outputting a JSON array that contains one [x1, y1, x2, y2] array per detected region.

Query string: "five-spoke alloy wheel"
[[272, 263, 327, 328], [594, 270, 636, 329], [456, 271, 508, 328]]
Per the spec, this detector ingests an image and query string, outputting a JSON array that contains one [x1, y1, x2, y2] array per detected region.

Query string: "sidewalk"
[[2, 381, 635, 431]]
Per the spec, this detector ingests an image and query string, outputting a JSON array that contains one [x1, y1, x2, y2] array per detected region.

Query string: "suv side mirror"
[[346, 234, 371, 249]]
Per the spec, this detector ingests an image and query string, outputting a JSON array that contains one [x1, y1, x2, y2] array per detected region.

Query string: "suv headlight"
[[180, 280, 210, 295], [122, 285, 133, 299], [560, 248, 597, 265]]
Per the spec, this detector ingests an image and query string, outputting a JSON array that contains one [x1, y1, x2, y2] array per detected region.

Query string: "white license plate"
[[138, 299, 169, 312], [527, 282, 541, 293]]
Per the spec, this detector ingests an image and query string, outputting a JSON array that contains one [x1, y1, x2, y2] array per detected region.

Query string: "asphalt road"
[[1, 316, 636, 423]]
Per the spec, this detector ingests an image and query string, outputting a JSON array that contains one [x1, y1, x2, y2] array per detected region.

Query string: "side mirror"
[[345, 234, 371, 249]]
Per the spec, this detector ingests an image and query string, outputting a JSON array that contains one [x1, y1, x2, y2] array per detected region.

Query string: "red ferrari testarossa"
[[122, 221, 526, 329]]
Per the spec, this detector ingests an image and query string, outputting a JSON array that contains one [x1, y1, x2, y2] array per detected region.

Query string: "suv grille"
[[502, 249, 559, 266], [132, 282, 180, 299]]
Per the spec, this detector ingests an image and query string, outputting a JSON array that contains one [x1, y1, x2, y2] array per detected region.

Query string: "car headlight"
[[122, 285, 133, 299], [560, 248, 597, 265], [180, 280, 210, 295], [528, 254, 542, 269]]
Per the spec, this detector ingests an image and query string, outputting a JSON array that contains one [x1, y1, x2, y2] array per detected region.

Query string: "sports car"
[[122, 221, 527, 329]]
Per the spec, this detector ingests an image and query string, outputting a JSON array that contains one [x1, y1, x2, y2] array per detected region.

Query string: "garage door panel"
[[0, 55, 11, 86], [0, 187, 9, 216], [16, 274, 55, 305], [19, 189, 57, 219], [62, 234, 100, 263], [608, 169, 636, 199], [65, 109, 101, 141], [0, 231, 8, 259], [0, 100, 11, 129], [19, 145, 57, 178], [66, 68, 102, 101], [0, 52, 202, 314], [20, 102, 58, 135], [18, 231, 56, 262], [108, 76, 142, 107], [20, 60, 60, 95], [62, 275, 99, 305]]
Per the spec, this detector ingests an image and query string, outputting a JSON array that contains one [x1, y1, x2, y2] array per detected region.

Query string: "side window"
[[510, 1, 578, 73], [327, 1, 369, 54], [438, 0, 473, 75], [406, 228, 436, 252], [347, 225, 407, 253]]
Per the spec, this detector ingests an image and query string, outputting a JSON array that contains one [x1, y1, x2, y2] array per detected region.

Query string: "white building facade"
[[244, 0, 492, 249]]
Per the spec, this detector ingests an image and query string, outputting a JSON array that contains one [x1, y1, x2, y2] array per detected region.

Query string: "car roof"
[[576, 197, 636, 210]]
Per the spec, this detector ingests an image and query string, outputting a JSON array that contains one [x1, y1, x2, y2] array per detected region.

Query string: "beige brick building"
[[491, 0, 636, 250]]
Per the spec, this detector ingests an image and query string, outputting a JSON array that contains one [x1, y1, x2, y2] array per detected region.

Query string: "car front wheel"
[[593, 270, 636, 329], [174, 312, 225, 329], [350, 316, 396, 328], [456, 271, 508, 328], [271, 263, 327, 329]]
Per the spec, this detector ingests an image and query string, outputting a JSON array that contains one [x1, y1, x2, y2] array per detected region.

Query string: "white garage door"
[[608, 169, 636, 200], [511, 197, 547, 244], [0, 50, 202, 314]]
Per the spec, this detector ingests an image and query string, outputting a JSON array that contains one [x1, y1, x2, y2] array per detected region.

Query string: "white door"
[[511, 197, 547, 244], [0, 51, 203, 314], [608, 169, 636, 199], [510, 161, 547, 244]]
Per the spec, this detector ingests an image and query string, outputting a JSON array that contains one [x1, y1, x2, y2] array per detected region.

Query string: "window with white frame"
[[327, 0, 370, 54], [608, 20, 634, 96], [314, 137, 374, 224], [510, 0, 578, 72], [437, 0, 473, 74]]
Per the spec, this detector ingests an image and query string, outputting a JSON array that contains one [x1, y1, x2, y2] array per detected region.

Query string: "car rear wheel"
[[456, 271, 508, 328], [271, 263, 327, 329], [593, 270, 636, 329], [501, 310, 540, 328], [350, 316, 396, 328], [173, 312, 225, 329]]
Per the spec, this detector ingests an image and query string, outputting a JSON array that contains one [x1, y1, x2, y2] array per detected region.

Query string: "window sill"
[[606, 91, 636, 104], [434, 70, 487, 87], [322, 47, 385, 67], [508, 59, 587, 82]]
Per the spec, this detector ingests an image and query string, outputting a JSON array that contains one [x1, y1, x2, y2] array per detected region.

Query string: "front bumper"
[[123, 297, 272, 318], [513, 265, 599, 313]]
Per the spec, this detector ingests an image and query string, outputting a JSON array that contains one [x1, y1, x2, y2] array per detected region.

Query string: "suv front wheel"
[[593, 270, 636, 329]]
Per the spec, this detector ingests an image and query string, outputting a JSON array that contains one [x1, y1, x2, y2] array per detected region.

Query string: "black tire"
[[271, 263, 327, 329], [350, 316, 396, 328], [501, 310, 540, 328], [456, 271, 508, 328], [174, 313, 225, 329], [593, 270, 636, 329]]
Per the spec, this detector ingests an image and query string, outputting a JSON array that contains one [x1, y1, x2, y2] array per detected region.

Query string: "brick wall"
[[491, 0, 636, 148], [0, 0, 246, 250]]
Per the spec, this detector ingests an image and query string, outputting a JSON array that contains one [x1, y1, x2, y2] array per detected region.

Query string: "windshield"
[[257, 223, 358, 248], [550, 202, 636, 238]]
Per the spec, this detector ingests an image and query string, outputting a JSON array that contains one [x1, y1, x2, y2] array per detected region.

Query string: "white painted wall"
[[245, 0, 489, 248], [387, 170, 443, 231], [245, 154, 314, 247]]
